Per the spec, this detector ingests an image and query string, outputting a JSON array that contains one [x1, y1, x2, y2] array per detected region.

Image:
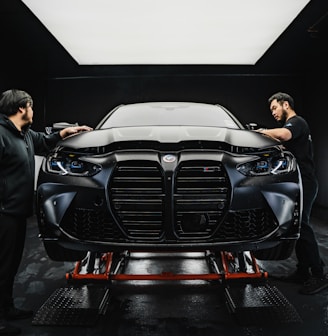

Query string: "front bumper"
[[37, 151, 301, 253]]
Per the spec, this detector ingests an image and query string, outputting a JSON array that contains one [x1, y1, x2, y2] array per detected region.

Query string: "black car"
[[36, 102, 302, 262]]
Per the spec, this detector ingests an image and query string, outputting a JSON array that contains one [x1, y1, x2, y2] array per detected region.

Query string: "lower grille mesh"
[[61, 208, 124, 241], [60, 207, 277, 242], [215, 209, 278, 241]]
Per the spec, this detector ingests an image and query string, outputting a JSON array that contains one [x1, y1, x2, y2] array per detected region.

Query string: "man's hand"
[[59, 125, 93, 139]]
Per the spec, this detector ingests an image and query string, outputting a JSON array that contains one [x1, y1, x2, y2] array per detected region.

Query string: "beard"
[[21, 110, 33, 128], [278, 108, 288, 126]]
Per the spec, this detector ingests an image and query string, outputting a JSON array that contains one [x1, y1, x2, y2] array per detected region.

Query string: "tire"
[[43, 241, 87, 262], [253, 240, 296, 260]]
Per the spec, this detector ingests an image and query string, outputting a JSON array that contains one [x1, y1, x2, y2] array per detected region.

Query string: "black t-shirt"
[[283, 115, 316, 181]]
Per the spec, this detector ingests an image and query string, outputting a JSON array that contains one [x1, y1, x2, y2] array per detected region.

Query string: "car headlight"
[[46, 152, 101, 176], [237, 152, 297, 176]]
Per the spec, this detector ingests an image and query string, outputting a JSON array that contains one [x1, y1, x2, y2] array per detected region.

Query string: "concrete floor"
[[10, 215, 328, 336]]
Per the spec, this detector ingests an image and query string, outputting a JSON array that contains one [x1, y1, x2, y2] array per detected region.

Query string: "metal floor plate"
[[224, 281, 303, 325], [32, 284, 110, 326]]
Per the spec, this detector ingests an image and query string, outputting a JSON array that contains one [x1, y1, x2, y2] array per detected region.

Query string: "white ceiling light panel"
[[22, 0, 311, 65]]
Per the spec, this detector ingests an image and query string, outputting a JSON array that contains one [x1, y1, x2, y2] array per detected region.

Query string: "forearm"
[[256, 128, 292, 142]]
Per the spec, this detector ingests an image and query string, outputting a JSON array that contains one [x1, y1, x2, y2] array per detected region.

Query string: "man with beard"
[[0, 89, 92, 335], [257, 92, 327, 295]]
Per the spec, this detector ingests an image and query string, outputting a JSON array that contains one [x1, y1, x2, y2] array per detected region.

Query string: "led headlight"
[[46, 152, 101, 176], [237, 152, 296, 176]]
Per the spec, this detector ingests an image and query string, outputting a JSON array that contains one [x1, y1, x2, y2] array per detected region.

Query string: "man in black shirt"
[[257, 92, 327, 295], [0, 89, 92, 335]]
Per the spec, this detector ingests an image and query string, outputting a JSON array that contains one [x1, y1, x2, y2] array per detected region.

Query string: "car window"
[[99, 103, 241, 129]]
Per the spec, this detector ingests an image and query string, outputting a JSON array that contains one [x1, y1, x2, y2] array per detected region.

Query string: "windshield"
[[99, 102, 241, 129]]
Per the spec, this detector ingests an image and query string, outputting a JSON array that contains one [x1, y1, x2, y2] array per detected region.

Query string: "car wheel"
[[253, 240, 296, 260]]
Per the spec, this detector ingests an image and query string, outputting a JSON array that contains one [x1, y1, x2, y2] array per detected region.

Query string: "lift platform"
[[65, 250, 268, 282], [32, 250, 302, 327]]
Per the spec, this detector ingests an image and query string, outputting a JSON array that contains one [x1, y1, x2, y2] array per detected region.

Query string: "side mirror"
[[45, 122, 79, 134], [246, 123, 258, 130]]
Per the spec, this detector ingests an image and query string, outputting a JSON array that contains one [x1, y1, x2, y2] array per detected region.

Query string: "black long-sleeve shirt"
[[0, 115, 61, 217]]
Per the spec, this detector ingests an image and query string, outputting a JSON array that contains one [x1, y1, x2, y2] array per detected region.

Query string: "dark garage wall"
[[303, 76, 328, 214], [43, 74, 302, 129]]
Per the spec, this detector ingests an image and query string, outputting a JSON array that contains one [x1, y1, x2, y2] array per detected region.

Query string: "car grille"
[[109, 162, 165, 240], [60, 161, 278, 244], [108, 160, 271, 242], [110, 161, 231, 240], [174, 163, 229, 238]]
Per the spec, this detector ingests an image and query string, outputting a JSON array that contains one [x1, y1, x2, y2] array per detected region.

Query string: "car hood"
[[58, 126, 279, 150]]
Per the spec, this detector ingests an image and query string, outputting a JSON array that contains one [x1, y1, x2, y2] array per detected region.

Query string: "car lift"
[[65, 250, 267, 282], [32, 250, 302, 327]]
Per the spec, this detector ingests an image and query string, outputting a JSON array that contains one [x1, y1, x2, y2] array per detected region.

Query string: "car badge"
[[163, 154, 176, 163]]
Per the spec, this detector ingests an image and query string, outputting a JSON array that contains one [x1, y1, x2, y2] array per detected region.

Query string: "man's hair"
[[0, 89, 33, 116], [268, 92, 295, 110]]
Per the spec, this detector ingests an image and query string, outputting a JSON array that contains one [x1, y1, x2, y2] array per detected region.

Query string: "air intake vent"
[[109, 161, 165, 240], [61, 208, 123, 241], [215, 208, 278, 240]]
